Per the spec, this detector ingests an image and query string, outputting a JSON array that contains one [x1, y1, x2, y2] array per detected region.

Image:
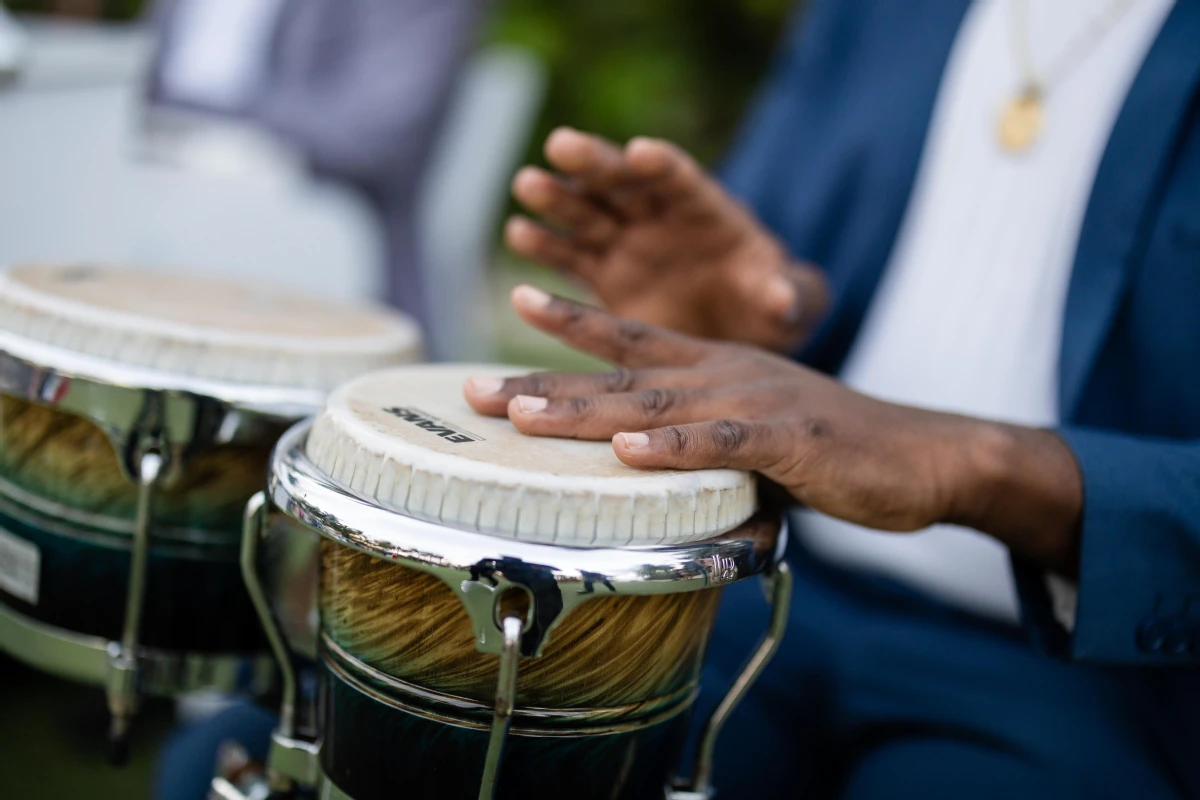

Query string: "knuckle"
[[601, 369, 637, 393], [551, 296, 586, 326], [615, 318, 651, 346], [710, 419, 751, 453], [801, 417, 830, 440], [567, 395, 595, 417], [611, 318, 654, 362], [662, 425, 688, 454], [521, 374, 549, 396], [637, 388, 679, 416]]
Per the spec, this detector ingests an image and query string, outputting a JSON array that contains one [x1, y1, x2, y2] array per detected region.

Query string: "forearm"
[[947, 421, 1084, 576]]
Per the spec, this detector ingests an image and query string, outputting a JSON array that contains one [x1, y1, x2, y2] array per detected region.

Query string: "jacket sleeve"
[[1013, 426, 1200, 664]]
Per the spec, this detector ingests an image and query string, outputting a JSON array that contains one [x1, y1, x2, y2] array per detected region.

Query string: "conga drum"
[[233, 364, 791, 800], [0, 264, 421, 756]]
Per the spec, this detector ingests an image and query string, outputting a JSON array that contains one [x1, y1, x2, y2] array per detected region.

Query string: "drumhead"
[[0, 264, 422, 390], [305, 364, 757, 546]]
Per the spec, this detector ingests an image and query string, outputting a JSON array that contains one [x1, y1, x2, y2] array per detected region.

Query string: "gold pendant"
[[998, 86, 1044, 153]]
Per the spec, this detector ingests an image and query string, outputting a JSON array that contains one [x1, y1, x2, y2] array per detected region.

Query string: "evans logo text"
[[383, 407, 484, 444]]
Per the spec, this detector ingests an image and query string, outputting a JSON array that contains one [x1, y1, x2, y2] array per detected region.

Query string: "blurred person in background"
[[485, 0, 1200, 797], [0, 3, 26, 77], [149, 0, 485, 351]]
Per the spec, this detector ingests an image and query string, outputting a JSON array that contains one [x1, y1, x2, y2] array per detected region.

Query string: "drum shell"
[[0, 396, 271, 651], [319, 656, 691, 800], [319, 540, 723, 709], [318, 539, 723, 798]]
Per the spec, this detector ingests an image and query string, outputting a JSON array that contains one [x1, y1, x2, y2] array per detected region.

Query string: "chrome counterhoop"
[[0, 332, 323, 483]]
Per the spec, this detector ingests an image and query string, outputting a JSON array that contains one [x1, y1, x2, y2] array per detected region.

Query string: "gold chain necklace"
[[998, 0, 1137, 153]]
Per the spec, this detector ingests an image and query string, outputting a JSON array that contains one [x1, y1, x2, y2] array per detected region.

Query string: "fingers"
[[624, 136, 724, 213], [511, 167, 620, 248], [465, 367, 687, 417], [504, 217, 595, 275], [544, 128, 706, 219], [612, 419, 785, 473], [509, 285, 714, 368], [504, 386, 728, 439], [544, 127, 639, 191]]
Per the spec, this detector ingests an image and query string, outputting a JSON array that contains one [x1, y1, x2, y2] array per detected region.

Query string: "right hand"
[[506, 127, 830, 352]]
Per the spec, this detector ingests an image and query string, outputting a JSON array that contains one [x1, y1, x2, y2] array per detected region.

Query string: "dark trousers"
[[689, 540, 1196, 800]]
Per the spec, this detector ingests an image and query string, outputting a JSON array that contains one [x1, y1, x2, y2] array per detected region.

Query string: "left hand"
[[464, 286, 1084, 572]]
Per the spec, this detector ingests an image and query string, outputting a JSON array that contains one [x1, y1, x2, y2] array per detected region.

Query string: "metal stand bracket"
[[670, 561, 793, 799], [478, 615, 524, 800]]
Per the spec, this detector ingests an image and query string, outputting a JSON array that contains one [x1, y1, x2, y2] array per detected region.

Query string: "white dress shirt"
[[798, 0, 1175, 622]]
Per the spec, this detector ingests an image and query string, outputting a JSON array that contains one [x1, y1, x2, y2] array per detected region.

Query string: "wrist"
[[947, 420, 1083, 575]]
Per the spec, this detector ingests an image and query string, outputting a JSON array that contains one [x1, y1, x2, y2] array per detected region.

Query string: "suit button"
[[1137, 617, 1170, 652]]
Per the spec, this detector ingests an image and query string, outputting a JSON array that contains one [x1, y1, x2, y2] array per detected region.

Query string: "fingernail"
[[515, 395, 548, 413], [616, 432, 650, 449], [467, 376, 504, 395], [512, 284, 552, 309]]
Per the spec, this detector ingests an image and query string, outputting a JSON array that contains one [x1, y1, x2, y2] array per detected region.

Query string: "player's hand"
[[506, 128, 829, 352], [464, 287, 1083, 574]]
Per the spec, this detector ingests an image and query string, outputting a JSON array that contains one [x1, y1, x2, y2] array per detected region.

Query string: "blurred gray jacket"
[[149, 0, 484, 340]]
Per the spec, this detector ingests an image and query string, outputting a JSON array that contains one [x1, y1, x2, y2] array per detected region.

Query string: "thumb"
[[731, 262, 811, 351], [761, 268, 805, 326]]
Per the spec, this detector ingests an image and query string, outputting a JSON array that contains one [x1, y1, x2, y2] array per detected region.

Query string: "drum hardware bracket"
[[478, 614, 523, 800], [458, 568, 582, 658], [266, 731, 321, 789], [106, 448, 164, 765], [668, 561, 794, 800]]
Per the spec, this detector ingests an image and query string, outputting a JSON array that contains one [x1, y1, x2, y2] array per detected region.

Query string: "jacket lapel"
[[1059, 0, 1200, 418]]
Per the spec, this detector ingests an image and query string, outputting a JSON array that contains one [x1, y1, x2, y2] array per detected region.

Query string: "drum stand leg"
[[478, 615, 524, 800], [207, 493, 318, 800], [106, 450, 163, 765], [671, 560, 794, 800], [239, 493, 319, 794]]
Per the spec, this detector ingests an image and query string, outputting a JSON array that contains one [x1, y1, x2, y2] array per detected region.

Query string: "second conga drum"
[[0, 264, 422, 753], [239, 364, 791, 800]]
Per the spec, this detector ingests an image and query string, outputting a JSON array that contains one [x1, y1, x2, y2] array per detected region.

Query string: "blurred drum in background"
[[229, 364, 791, 800], [0, 264, 421, 758]]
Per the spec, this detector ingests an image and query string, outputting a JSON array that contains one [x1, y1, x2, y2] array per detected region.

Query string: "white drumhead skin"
[[305, 364, 758, 546], [0, 264, 423, 390]]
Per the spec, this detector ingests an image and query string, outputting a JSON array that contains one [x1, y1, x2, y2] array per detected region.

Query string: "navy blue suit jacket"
[[720, 0, 1200, 665]]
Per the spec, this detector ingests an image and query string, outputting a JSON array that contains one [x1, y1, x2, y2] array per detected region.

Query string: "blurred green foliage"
[[484, 0, 796, 164], [3, 0, 143, 21]]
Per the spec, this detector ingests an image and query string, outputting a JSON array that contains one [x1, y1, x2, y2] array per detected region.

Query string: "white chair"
[[0, 20, 382, 305], [417, 46, 547, 361], [0, 19, 548, 356]]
